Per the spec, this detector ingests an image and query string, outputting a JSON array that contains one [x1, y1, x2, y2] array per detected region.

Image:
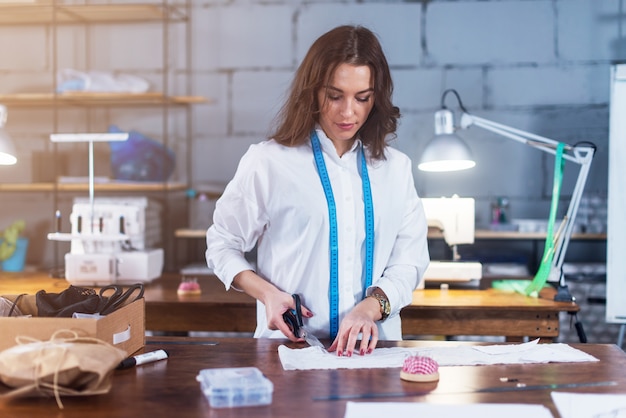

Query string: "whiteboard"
[[606, 64, 626, 324]]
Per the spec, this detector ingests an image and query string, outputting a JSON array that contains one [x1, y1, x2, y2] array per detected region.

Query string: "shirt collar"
[[314, 127, 361, 160]]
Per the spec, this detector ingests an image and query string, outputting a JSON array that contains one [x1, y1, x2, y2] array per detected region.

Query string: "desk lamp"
[[419, 89, 596, 300], [0, 105, 17, 166]]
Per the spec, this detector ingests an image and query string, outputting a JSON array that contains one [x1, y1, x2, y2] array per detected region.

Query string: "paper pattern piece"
[[278, 339, 599, 371], [552, 392, 626, 418], [343, 402, 554, 418]]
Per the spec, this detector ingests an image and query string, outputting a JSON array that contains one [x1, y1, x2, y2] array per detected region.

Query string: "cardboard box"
[[0, 298, 145, 356]]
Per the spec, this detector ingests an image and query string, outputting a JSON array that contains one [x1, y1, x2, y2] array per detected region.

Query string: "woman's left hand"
[[328, 296, 380, 356]]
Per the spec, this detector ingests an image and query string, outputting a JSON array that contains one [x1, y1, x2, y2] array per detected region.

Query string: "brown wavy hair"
[[270, 25, 400, 161]]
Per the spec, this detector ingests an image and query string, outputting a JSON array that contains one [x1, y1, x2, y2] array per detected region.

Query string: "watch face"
[[382, 299, 390, 315], [370, 293, 390, 319], [377, 295, 390, 318]]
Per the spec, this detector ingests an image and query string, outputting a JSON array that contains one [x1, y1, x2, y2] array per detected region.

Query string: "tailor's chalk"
[[117, 349, 169, 369]]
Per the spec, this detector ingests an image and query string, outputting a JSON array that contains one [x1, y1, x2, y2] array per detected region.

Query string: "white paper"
[[278, 341, 598, 371], [344, 401, 553, 418], [552, 392, 626, 418], [472, 338, 539, 354]]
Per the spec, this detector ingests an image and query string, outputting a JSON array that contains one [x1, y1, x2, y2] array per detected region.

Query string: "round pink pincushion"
[[177, 279, 201, 296], [400, 355, 440, 382]]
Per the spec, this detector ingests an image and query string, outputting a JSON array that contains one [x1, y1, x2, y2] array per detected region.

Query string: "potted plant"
[[0, 220, 28, 272]]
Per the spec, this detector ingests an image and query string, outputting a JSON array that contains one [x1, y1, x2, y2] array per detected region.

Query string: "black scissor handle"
[[98, 285, 123, 311], [99, 283, 145, 315], [282, 294, 303, 338]]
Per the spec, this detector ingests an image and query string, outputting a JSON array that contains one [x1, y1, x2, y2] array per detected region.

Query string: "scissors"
[[99, 284, 144, 315], [282, 294, 325, 349]]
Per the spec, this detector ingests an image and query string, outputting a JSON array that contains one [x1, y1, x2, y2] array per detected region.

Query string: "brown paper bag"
[[0, 330, 127, 408]]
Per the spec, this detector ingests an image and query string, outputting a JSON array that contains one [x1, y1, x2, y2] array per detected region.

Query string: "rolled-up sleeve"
[[368, 155, 430, 319], [205, 147, 268, 290]]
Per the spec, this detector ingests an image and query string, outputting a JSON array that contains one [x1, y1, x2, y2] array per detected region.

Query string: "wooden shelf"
[[427, 228, 606, 241], [0, 3, 187, 25], [0, 181, 187, 192], [0, 92, 208, 108], [474, 229, 606, 241], [177, 227, 607, 241], [175, 228, 206, 238]]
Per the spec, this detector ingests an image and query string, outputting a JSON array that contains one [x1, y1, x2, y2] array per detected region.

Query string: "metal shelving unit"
[[0, 0, 206, 271]]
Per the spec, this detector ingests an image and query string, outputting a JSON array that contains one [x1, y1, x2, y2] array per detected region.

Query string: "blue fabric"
[[108, 125, 175, 182]]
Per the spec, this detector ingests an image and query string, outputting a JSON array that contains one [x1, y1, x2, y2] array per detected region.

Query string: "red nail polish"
[[347, 351, 352, 357], [367, 348, 373, 354], [360, 349, 365, 356], [337, 350, 343, 357]]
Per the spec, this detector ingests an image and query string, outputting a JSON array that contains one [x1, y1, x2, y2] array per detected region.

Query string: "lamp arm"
[[460, 113, 585, 164], [552, 152, 594, 283], [459, 111, 596, 283]]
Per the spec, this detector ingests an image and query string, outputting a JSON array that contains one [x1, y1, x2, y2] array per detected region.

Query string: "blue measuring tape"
[[310, 131, 374, 339]]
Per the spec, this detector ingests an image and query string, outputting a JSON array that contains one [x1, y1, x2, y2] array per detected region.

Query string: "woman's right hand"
[[264, 290, 314, 342], [232, 270, 313, 342]]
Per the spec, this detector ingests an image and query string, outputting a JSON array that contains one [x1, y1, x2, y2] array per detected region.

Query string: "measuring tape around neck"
[[310, 131, 374, 339]]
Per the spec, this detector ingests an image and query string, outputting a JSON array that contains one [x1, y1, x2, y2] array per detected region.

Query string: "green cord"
[[525, 142, 565, 296], [492, 143, 566, 297]]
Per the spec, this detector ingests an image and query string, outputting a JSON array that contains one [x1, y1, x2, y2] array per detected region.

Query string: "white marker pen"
[[117, 349, 169, 369]]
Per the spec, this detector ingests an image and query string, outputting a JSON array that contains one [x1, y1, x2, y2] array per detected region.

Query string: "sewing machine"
[[48, 197, 164, 286], [422, 195, 482, 282]]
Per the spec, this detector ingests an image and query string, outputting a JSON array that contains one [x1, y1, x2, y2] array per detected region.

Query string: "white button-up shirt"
[[206, 129, 430, 340]]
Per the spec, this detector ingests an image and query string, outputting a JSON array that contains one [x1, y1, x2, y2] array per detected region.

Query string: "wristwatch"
[[369, 292, 390, 321]]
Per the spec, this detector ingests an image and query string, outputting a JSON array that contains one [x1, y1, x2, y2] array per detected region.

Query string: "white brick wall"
[[427, 1, 555, 65], [490, 65, 609, 107], [232, 70, 291, 134], [205, 5, 293, 69], [558, 0, 623, 61], [297, 3, 422, 66]]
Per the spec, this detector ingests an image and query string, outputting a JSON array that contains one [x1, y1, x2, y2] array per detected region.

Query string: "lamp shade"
[[418, 109, 475, 172], [0, 105, 17, 166]]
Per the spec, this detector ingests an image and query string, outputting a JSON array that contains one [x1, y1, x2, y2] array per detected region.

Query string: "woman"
[[206, 25, 429, 357]]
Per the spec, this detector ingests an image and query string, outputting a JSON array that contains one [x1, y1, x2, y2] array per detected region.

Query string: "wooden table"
[[0, 337, 624, 417], [405, 286, 578, 342], [0, 271, 578, 341]]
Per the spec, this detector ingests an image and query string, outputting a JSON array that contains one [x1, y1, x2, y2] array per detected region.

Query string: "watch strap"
[[369, 293, 390, 321]]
